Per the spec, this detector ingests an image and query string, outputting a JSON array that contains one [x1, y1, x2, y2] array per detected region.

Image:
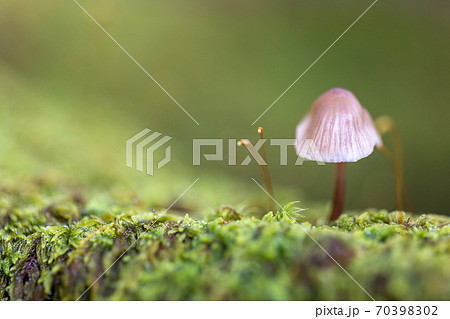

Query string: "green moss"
[[0, 180, 449, 300]]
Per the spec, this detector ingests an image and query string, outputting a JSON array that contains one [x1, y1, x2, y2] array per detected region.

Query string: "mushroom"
[[238, 127, 275, 212], [375, 115, 416, 213], [295, 88, 382, 221]]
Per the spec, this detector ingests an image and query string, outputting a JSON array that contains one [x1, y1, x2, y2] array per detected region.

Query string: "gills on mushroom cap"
[[296, 88, 382, 163]]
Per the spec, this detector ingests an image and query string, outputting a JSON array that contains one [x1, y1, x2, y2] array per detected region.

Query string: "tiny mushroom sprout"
[[295, 88, 382, 221]]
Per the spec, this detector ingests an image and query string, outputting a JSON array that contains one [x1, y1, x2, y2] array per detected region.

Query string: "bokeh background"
[[1, 0, 449, 215]]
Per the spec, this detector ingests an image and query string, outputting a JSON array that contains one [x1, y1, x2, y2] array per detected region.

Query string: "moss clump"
[[0, 181, 449, 300]]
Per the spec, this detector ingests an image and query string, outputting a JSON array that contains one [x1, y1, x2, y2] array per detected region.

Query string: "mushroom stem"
[[238, 127, 275, 212], [377, 144, 403, 211], [375, 116, 416, 212], [257, 127, 275, 201], [330, 162, 346, 221]]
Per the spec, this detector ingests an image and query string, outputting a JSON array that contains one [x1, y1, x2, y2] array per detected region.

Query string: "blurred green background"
[[0, 0, 449, 215]]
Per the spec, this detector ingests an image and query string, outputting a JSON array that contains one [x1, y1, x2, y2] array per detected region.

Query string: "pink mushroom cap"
[[296, 88, 382, 163]]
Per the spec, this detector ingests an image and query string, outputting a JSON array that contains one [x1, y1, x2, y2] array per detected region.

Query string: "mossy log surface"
[[0, 182, 449, 300]]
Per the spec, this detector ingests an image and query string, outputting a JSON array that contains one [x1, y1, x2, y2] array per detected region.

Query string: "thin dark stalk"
[[377, 144, 403, 211], [375, 116, 416, 212], [238, 127, 275, 212], [330, 162, 346, 221], [257, 127, 275, 201]]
